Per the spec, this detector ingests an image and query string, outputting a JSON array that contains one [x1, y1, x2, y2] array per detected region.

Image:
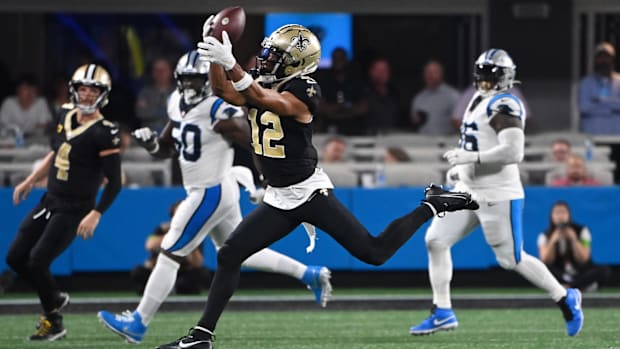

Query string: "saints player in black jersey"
[[6, 64, 122, 341], [154, 23, 478, 349]]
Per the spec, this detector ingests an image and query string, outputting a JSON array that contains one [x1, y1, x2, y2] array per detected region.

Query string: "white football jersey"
[[454, 91, 526, 201], [167, 90, 244, 189]]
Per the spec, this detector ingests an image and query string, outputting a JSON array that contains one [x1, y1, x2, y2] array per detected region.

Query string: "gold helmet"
[[256, 24, 321, 86], [69, 64, 112, 114]]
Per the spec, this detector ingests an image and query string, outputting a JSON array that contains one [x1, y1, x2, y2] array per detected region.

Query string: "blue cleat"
[[97, 310, 146, 344], [561, 288, 584, 336], [410, 305, 458, 335], [301, 266, 332, 308]]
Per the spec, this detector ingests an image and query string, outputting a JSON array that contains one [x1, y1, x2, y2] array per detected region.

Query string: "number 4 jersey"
[[455, 91, 526, 201], [168, 90, 244, 189], [48, 107, 121, 202]]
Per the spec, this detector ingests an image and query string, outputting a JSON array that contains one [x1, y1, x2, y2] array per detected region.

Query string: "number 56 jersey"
[[167, 90, 244, 190], [455, 91, 526, 202]]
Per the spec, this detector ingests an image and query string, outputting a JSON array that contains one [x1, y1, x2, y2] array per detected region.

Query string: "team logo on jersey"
[[306, 85, 318, 97], [294, 32, 310, 52], [112, 137, 120, 145], [56, 124, 63, 133]]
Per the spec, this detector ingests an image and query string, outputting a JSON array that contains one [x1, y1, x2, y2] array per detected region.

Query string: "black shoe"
[[156, 326, 214, 349], [423, 184, 479, 215], [52, 292, 70, 313], [29, 315, 66, 341]]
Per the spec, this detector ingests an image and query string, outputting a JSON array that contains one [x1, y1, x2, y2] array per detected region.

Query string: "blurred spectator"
[[410, 60, 459, 135], [48, 74, 71, 122], [550, 138, 572, 163], [578, 42, 620, 134], [538, 201, 611, 292], [384, 147, 411, 163], [364, 57, 402, 133], [130, 201, 211, 295], [320, 136, 347, 163], [451, 85, 531, 130], [135, 58, 175, 131], [550, 153, 601, 186], [316, 47, 367, 135], [544, 138, 573, 184], [0, 73, 52, 141]]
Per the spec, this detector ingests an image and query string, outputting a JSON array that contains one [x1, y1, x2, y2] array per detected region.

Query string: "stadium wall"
[[0, 186, 618, 276]]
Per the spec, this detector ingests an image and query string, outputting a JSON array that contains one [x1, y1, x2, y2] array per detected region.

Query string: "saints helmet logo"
[[293, 31, 310, 52]]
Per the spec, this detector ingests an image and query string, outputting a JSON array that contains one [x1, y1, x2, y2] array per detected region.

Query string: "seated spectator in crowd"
[[384, 147, 411, 163], [320, 136, 347, 163], [550, 138, 572, 163], [48, 74, 70, 122], [411, 60, 459, 135], [578, 42, 620, 134], [451, 85, 531, 130], [364, 57, 402, 134], [316, 47, 367, 135], [538, 201, 611, 292], [136, 58, 175, 131], [544, 138, 573, 184], [131, 201, 211, 295], [550, 153, 601, 186], [0, 73, 52, 142]]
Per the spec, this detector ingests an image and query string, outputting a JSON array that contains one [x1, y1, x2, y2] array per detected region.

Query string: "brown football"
[[208, 6, 246, 43]]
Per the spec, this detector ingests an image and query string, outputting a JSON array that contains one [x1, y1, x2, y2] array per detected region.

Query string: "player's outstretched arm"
[[209, 62, 247, 107], [13, 150, 54, 205], [132, 122, 177, 159]]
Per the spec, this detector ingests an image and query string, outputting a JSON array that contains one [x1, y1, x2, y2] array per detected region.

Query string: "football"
[[208, 6, 246, 43]]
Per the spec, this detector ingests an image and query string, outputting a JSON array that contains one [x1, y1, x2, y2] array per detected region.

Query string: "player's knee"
[[217, 244, 243, 268], [496, 255, 518, 270], [5, 253, 26, 273], [425, 236, 450, 252]]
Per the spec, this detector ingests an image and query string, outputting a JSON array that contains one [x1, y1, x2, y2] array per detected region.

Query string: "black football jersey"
[[248, 77, 321, 187], [47, 107, 121, 202]]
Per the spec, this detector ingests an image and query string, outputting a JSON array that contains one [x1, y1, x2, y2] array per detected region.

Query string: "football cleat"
[[97, 310, 146, 344], [156, 326, 214, 349], [301, 266, 332, 308], [422, 184, 479, 216], [559, 288, 584, 336], [29, 315, 66, 341], [409, 305, 458, 335]]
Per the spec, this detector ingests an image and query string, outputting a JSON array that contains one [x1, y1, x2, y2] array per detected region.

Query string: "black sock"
[[556, 296, 573, 321]]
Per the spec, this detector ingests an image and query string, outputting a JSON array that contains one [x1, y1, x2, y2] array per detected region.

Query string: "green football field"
[[1, 308, 618, 349]]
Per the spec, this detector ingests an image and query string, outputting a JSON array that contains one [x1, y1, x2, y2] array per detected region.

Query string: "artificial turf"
[[1, 308, 618, 349]]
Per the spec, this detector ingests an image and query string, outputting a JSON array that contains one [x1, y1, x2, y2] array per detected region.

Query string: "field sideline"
[[1, 308, 619, 349]]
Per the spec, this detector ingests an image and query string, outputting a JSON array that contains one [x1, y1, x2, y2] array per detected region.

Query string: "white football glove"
[[443, 148, 479, 165], [197, 31, 236, 70], [249, 188, 266, 204], [201, 14, 215, 40], [132, 127, 159, 153]]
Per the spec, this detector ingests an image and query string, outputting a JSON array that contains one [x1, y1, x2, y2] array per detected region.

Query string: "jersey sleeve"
[[95, 120, 122, 152], [282, 77, 322, 114], [215, 102, 244, 121], [486, 93, 525, 119]]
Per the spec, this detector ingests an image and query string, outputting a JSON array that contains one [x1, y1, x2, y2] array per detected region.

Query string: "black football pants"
[[198, 189, 433, 330], [6, 198, 86, 314]]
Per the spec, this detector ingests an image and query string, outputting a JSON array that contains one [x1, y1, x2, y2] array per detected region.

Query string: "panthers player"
[[7, 64, 122, 341], [409, 49, 584, 336], [152, 23, 477, 349], [97, 50, 334, 344]]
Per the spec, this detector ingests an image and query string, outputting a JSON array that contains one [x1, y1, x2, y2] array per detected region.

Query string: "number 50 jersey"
[[455, 91, 526, 201], [167, 90, 244, 189]]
